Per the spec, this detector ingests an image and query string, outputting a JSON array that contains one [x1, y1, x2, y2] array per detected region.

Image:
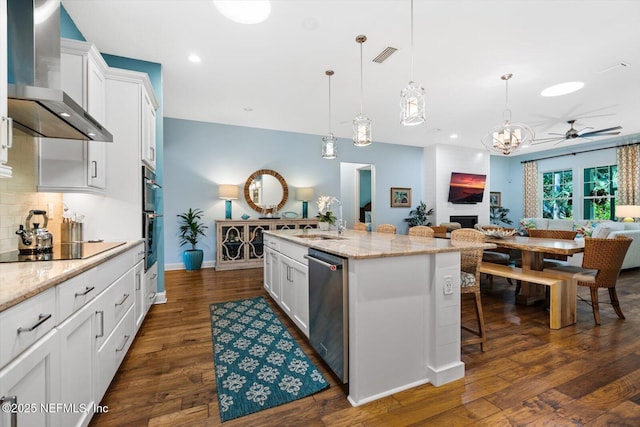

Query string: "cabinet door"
[[264, 247, 281, 302], [217, 224, 246, 267], [291, 261, 309, 337], [58, 299, 97, 427], [0, 330, 60, 427], [0, 0, 10, 177], [278, 257, 295, 317], [141, 89, 156, 170], [144, 263, 158, 316]]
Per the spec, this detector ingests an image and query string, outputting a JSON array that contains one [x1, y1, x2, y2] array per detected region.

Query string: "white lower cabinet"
[[263, 235, 309, 338], [0, 242, 146, 427], [0, 329, 60, 427], [143, 263, 158, 317]]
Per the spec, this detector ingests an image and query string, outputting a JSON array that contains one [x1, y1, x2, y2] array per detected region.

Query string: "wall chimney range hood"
[[7, 0, 113, 142]]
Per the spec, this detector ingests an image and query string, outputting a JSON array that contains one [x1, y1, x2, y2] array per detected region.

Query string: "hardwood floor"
[[90, 267, 640, 426]]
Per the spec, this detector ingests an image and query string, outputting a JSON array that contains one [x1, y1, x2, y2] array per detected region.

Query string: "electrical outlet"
[[47, 203, 54, 219], [443, 275, 453, 295]]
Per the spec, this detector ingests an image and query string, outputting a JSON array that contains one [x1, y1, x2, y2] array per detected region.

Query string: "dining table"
[[484, 235, 585, 306]]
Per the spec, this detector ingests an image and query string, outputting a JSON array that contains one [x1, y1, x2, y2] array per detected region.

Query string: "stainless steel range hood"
[[7, 0, 113, 142]]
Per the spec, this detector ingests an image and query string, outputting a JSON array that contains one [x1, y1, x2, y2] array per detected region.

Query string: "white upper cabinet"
[[38, 39, 108, 193], [0, 0, 12, 178], [141, 82, 157, 170]]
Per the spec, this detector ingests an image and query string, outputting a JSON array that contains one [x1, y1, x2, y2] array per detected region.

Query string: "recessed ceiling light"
[[243, 107, 253, 112], [188, 54, 201, 63], [213, 0, 271, 24], [541, 81, 584, 97], [59, 112, 70, 118], [449, 133, 458, 139]]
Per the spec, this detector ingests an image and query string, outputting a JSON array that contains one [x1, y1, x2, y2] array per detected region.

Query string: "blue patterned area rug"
[[210, 296, 329, 422]]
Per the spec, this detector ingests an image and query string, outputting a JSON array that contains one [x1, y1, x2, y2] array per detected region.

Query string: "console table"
[[215, 218, 318, 270]]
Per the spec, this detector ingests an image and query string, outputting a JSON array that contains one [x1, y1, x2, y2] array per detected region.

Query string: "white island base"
[[347, 251, 463, 406]]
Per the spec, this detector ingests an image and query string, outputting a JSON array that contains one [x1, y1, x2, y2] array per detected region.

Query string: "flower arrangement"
[[316, 196, 337, 225]]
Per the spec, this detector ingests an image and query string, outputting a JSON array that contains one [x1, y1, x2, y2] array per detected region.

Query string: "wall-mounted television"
[[447, 172, 486, 204]]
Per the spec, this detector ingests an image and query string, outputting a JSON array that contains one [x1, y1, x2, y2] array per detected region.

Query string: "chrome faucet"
[[331, 197, 345, 235]]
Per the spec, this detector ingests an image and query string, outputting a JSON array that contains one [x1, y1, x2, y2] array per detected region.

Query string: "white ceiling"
[[62, 0, 640, 155]]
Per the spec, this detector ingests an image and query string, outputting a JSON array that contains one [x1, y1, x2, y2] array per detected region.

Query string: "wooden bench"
[[479, 262, 577, 329]]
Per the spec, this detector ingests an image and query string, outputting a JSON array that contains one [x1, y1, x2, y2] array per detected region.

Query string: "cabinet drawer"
[[95, 266, 135, 349], [0, 288, 57, 369], [144, 263, 158, 315], [95, 305, 135, 403], [133, 242, 145, 264], [264, 234, 279, 251], [94, 246, 136, 289], [57, 266, 100, 320], [279, 239, 308, 265]]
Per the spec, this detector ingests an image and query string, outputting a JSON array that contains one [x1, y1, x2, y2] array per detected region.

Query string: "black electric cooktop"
[[0, 241, 126, 263]]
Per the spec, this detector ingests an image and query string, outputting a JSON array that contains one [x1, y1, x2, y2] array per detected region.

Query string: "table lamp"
[[296, 188, 314, 219], [219, 185, 239, 219], [615, 205, 640, 222]]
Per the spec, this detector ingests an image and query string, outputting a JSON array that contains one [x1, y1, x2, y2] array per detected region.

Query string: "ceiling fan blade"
[[579, 126, 622, 137], [547, 133, 566, 136], [531, 138, 565, 145], [581, 131, 621, 138]]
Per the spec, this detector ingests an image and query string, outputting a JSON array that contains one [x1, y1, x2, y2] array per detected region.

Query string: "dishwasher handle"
[[304, 254, 341, 271]]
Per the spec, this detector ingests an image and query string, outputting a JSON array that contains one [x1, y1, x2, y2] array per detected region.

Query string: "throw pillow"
[[592, 227, 611, 239]]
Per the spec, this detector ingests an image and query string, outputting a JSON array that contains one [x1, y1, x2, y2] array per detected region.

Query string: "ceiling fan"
[[532, 119, 622, 145]]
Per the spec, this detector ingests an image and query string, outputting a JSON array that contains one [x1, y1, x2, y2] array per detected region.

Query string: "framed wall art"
[[489, 191, 501, 207], [390, 187, 411, 208]]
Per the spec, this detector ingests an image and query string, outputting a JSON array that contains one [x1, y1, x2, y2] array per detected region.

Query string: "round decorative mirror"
[[244, 169, 289, 213]]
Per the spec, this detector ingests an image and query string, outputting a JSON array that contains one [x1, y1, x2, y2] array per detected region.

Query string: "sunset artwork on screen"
[[447, 172, 486, 204]]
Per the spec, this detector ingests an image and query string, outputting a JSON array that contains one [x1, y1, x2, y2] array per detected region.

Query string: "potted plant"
[[315, 196, 337, 230], [404, 201, 434, 227], [177, 208, 208, 271], [489, 205, 513, 227]]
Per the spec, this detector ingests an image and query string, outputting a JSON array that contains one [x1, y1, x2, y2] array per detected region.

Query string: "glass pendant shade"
[[400, 81, 426, 126], [482, 73, 534, 155], [322, 133, 337, 159], [353, 113, 372, 147]]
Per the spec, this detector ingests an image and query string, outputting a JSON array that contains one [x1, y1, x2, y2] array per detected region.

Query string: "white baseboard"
[[164, 260, 216, 271], [153, 291, 167, 304]]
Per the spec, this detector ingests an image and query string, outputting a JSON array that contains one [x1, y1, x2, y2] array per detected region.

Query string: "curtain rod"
[[521, 141, 640, 164]]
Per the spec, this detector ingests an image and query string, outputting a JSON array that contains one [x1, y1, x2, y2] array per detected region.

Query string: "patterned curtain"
[[617, 145, 640, 205], [523, 161, 538, 217]]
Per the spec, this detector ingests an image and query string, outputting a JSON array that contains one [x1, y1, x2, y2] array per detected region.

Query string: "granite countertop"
[[0, 240, 144, 312], [265, 229, 496, 259]]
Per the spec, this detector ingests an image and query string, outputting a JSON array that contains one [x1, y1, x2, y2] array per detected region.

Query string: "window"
[[542, 169, 573, 219], [583, 165, 617, 220]]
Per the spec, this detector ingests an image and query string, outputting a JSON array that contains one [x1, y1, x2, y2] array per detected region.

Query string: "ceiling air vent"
[[372, 47, 398, 64]]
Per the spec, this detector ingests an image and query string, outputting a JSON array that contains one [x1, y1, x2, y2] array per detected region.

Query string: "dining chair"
[[450, 228, 486, 351], [408, 226, 434, 237], [430, 225, 447, 238], [377, 224, 396, 234], [548, 236, 632, 325], [353, 222, 368, 231]]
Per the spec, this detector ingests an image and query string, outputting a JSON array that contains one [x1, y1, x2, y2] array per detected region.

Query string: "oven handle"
[[145, 213, 164, 219], [145, 178, 162, 189]]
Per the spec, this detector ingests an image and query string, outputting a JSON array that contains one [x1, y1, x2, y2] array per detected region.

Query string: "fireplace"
[[450, 215, 478, 229]]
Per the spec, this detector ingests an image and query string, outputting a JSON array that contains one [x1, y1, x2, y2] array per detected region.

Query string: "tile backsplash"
[[0, 132, 63, 254]]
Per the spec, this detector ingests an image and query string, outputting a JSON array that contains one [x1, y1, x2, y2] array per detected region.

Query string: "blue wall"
[[489, 134, 640, 223], [163, 118, 424, 266]]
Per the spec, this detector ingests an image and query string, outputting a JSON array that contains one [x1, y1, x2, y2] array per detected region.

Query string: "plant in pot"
[[177, 208, 208, 271], [404, 201, 434, 227], [315, 196, 337, 231], [489, 205, 513, 227]]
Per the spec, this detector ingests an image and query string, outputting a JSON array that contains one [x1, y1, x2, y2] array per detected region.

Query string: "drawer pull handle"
[[115, 293, 130, 307], [149, 291, 157, 301], [17, 313, 52, 333], [150, 273, 157, 280], [116, 335, 131, 352], [138, 250, 145, 256], [75, 286, 95, 297], [96, 311, 104, 338], [0, 395, 17, 427]]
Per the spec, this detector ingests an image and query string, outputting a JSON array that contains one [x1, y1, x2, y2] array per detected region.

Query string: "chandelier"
[[353, 35, 372, 147], [481, 73, 534, 155], [322, 70, 337, 159], [400, 0, 425, 126]]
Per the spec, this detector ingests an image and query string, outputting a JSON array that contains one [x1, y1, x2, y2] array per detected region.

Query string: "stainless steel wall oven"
[[142, 166, 162, 271]]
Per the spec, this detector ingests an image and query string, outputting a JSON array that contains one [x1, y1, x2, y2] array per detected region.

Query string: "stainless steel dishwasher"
[[306, 248, 349, 384]]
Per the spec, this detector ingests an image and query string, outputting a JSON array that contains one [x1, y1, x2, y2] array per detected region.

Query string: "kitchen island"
[[263, 228, 495, 406]]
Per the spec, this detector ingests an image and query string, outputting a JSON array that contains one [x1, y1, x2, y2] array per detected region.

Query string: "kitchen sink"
[[293, 234, 345, 240]]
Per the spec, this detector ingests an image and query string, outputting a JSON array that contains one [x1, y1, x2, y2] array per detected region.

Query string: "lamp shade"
[[218, 184, 239, 200], [296, 188, 314, 201], [616, 205, 640, 221]]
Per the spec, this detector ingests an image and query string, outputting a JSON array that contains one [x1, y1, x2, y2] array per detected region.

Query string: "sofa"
[[519, 218, 640, 270]]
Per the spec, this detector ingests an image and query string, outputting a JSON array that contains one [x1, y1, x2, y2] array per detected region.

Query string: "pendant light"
[[322, 70, 338, 159], [400, 0, 426, 126], [481, 73, 534, 155], [353, 35, 372, 147]]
